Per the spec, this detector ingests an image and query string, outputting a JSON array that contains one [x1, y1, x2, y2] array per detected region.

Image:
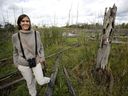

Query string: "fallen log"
[[44, 55, 60, 96], [63, 66, 77, 96], [0, 77, 24, 90]]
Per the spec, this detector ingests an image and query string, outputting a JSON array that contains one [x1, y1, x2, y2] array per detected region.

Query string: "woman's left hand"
[[41, 61, 47, 74]]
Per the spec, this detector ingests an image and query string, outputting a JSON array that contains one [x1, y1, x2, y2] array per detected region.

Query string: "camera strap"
[[35, 31, 37, 56], [18, 31, 37, 60]]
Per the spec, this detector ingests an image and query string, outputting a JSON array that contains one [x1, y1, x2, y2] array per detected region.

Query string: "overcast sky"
[[0, 0, 128, 26]]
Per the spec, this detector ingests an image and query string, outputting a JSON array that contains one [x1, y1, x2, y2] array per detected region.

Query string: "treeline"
[[1, 22, 128, 30], [117, 23, 128, 29], [0, 23, 15, 31], [65, 23, 103, 29], [65, 23, 128, 29], [0, 23, 15, 43]]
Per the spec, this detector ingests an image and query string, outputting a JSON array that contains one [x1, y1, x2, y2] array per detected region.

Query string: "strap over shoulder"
[[18, 32, 26, 59], [34, 30, 38, 56], [18, 31, 38, 59]]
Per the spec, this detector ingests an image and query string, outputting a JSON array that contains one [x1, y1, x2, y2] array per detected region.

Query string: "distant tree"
[[125, 23, 128, 28], [4, 22, 15, 32], [0, 24, 2, 28], [95, 23, 102, 29], [121, 23, 125, 28], [0, 22, 15, 40]]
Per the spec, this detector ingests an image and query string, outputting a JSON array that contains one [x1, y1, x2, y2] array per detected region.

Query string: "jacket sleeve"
[[37, 32, 45, 62], [12, 35, 19, 67]]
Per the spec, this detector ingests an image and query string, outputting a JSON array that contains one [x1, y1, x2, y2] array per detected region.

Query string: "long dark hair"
[[17, 14, 31, 30]]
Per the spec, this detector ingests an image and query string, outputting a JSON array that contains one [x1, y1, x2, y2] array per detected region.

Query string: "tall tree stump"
[[94, 4, 117, 94]]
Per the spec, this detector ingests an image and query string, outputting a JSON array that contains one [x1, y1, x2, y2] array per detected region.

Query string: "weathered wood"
[[44, 55, 60, 96], [0, 70, 19, 81], [93, 4, 117, 94], [0, 58, 8, 62], [0, 46, 78, 91], [96, 4, 117, 69], [0, 78, 24, 90], [71, 60, 85, 83], [92, 68, 114, 94], [63, 67, 77, 96], [0, 57, 12, 66]]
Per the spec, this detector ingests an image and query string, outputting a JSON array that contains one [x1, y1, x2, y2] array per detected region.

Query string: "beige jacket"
[[12, 30, 45, 67]]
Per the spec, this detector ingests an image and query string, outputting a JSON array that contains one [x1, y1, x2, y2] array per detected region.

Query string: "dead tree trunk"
[[96, 4, 117, 69], [93, 4, 117, 94]]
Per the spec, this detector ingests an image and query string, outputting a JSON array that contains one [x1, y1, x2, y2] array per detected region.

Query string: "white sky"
[[0, 0, 128, 26]]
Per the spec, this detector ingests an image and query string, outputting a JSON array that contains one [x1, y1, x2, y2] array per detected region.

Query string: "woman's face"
[[20, 17, 30, 31]]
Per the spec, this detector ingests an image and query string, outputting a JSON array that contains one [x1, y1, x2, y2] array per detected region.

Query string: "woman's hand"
[[41, 61, 47, 75]]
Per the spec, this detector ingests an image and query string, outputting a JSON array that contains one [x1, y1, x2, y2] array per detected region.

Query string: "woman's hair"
[[17, 14, 31, 30]]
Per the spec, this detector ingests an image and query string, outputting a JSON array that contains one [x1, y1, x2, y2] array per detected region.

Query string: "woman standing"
[[12, 14, 50, 96]]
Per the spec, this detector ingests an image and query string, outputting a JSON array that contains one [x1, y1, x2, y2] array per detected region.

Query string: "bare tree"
[[76, 1, 79, 24], [96, 4, 117, 70], [67, 2, 73, 26], [93, 4, 117, 94]]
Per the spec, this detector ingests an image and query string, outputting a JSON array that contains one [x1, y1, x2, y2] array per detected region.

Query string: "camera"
[[27, 58, 36, 68]]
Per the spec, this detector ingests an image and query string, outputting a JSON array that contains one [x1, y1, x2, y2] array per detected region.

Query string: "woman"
[[12, 14, 50, 96]]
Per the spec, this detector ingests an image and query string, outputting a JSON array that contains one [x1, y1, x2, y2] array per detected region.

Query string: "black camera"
[[27, 58, 36, 68]]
